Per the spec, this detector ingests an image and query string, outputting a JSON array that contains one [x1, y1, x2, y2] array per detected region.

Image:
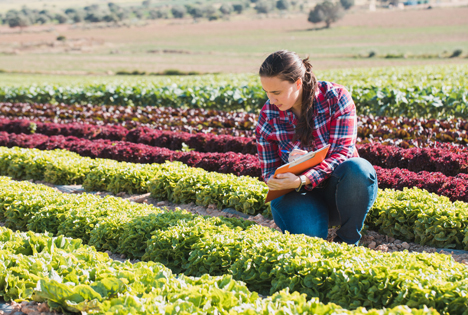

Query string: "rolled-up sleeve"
[[303, 88, 357, 190], [256, 111, 282, 182]]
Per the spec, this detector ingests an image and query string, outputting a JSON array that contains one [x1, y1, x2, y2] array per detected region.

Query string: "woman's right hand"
[[288, 149, 308, 163]]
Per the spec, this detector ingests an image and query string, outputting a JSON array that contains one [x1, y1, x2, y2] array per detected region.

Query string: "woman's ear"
[[296, 78, 302, 90]]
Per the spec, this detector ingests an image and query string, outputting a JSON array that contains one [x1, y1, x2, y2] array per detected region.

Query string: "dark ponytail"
[[297, 57, 318, 146], [259, 50, 318, 147]]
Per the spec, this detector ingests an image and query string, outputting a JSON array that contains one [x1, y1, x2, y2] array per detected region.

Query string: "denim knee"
[[334, 157, 377, 182], [269, 191, 329, 239]]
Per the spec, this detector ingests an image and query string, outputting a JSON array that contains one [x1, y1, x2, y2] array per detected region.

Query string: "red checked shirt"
[[255, 81, 359, 190]]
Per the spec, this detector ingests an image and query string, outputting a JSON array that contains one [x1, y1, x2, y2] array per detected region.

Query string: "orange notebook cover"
[[265, 144, 331, 203]]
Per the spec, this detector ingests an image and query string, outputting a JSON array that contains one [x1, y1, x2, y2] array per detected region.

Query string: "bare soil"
[[0, 301, 59, 315]]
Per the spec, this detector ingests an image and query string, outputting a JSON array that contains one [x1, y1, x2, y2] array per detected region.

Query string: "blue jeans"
[[270, 158, 378, 245]]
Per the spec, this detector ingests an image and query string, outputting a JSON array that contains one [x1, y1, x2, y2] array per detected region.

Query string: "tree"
[[55, 13, 69, 24], [20, 6, 37, 21], [150, 8, 169, 19], [188, 5, 204, 19], [142, 0, 153, 8], [204, 5, 217, 17], [36, 14, 50, 24], [220, 3, 234, 15], [308, 1, 344, 28], [39, 9, 54, 19], [84, 5, 100, 12], [116, 9, 130, 21], [85, 10, 106, 23], [255, 0, 274, 14], [133, 8, 144, 19], [233, 3, 245, 13], [276, 0, 291, 11], [108, 3, 121, 12], [171, 6, 187, 18], [65, 8, 77, 15], [103, 13, 120, 22], [6, 12, 31, 29], [340, 0, 354, 10]]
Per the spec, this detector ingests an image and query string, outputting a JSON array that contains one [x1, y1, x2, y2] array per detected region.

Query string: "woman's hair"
[[259, 50, 318, 147]]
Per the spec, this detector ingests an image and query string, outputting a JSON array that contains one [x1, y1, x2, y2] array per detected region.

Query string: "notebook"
[[265, 144, 331, 203]]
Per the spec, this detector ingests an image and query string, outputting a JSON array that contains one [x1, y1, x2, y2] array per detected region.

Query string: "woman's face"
[[260, 76, 302, 112]]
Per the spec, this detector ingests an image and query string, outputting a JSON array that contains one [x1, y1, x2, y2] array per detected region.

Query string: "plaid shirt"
[[255, 81, 359, 190]]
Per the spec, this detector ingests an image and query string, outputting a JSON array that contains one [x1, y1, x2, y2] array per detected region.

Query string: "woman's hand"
[[267, 173, 301, 190], [288, 149, 308, 163]]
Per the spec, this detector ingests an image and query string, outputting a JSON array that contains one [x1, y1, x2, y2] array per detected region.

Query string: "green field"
[[1, 63, 466, 86]]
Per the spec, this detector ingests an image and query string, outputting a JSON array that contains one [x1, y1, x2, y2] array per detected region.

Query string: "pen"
[[282, 145, 299, 154]]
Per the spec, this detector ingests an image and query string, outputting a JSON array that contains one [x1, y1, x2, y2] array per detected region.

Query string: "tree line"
[[1, 0, 354, 29]]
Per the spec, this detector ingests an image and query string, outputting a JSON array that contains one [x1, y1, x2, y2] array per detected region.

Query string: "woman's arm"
[[302, 85, 357, 189], [255, 110, 282, 183]]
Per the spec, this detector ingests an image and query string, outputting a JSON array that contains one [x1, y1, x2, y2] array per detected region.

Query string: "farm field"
[[0, 6, 467, 74], [0, 61, 468, 314]]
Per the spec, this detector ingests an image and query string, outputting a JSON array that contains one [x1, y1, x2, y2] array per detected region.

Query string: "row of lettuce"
[[2, 132, 468, 203], [0, 177, 465, 314], [0, 81, 467, 118], [3, 103, 468, 144], [1, 117, 468, 176], [1, 146, 468, 252], [2, 227, 439, 315]]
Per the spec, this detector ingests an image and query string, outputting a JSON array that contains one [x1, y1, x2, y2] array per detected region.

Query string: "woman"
[[255, 50, 378, 245]]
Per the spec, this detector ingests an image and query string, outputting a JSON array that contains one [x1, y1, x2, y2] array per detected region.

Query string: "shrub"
[[54, 13, 68, 24], [233, 3, 246, 13], [276, 0, 291, 10], [171, 6, 186, 18], [162, 69, 185, 75], [451, 49, 463, 58], [340, 0, 355, 9], [255, 0, 274, 14], [36, 14, 51, 24], [188, 5, 204, 19], [220, 3, 234, 15]]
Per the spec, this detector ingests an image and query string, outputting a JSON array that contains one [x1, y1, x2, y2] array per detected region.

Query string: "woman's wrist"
[[296, 175, 307, 191]]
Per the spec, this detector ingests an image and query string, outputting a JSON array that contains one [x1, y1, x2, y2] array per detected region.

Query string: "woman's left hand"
[[267, 173, 301, 190]]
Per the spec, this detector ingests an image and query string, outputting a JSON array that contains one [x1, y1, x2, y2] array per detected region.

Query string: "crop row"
[[3, 128, 468, 180], [0, 132, 262, 178], [0, 147, 269, 215], [2, 117, 468, 167], [1, 78, 467, 118], [3, 104, 468, 144], [358, 143, 468, 177], [0, 177, 464, 313], [375, 166, 468, 203], [2, 131, 468, 203], [0, 118, 258, 153], [2, 146, 468, 251], [0, 102, 259, 130], [0, 83, 266, 113], [2, 129, 468, 179], [1, 227, 423, 315]]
